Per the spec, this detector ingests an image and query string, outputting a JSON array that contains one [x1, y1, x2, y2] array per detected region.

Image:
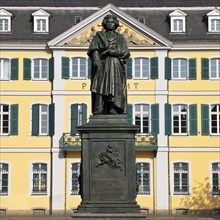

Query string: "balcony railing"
[[60, 133, 157, 152]]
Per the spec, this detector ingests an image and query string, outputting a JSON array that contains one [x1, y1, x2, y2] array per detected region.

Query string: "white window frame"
[[32, 9, 50, 33], [172, 161, 191, 196], [0, 104, 10, 135], [210, 19, 220, 32], [136, 160, 153, 196], [0, 9, 12, 32], [172, 104, 189, 135], [210, 161, 220, 196], [0, 58, 10, 80], [70, 162, 81, 195], [36, 19, 47, 32], [71, 57, 87, 79], [210, 104, 220, 135], [134, 103, 150, 134], [210, 58, 220, 79], [31, 162, 48, 195], [32, 58, 49, 80], [172, 58, 188, 80], [0, 18, 10, 32], [39, 104, 49, 135], [133, 57, 150, 79], [0, 162, 9, 196], [169, 9, 187, 33]]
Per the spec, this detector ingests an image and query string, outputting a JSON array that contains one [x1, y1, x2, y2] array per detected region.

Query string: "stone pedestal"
[[76, 115, 142, 214]]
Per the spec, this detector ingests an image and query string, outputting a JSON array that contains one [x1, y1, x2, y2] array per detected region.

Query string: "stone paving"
[[0, 215, 219, 220]]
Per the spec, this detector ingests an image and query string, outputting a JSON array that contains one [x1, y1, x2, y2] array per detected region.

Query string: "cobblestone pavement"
[[0, 215, 219, 220]]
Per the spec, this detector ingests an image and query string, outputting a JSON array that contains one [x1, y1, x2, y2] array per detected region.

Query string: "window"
[[36, 19, 47, 32], [137, 17, 145, 24], [0, 163, 9, 195], [172, 58, 187, 79], [136, 162, 150, 195], [70, 103, 87, 134], [74, 16, 82, 25], [211, 162, 220, 195], [0, 9, 12, 32], [0, 58, 10, 80], [71, 163, 80, 195], [0, 19, 9, 32], [134, 58, 149, 79], [71, 57, 86, 78], [169, 9, 186, 33], [134, 104, 149, 134], [173, 162, 189, 195], [210, 104, 220, 134], [210, 58, 220, 79], [32, 163, 47, 194], [33, 58, 48, 79], [32, 103, 54, 136], [39, 105, 48, 135], [0, 104, 9, 134], [32, 9, 50, 33], [172, 104, 188, 134], [210, 19, 220, 32]]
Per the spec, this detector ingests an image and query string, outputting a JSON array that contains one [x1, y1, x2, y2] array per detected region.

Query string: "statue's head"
[[102, 14, 119, 31]]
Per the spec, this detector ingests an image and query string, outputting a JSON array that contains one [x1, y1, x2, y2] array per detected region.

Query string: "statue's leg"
[[93, 93, 104, 115]]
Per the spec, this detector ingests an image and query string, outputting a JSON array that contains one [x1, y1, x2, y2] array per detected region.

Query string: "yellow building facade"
[[0, 2, 220, 216]]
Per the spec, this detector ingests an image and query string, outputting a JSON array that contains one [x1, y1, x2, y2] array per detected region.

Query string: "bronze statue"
[[88, 14, 130, 115]]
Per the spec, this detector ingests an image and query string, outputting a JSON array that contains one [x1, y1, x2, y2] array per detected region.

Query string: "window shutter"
[[49, 57, 54, 81], [127, 104, 133, 124], [151, 104, 159, 135], [71, 104, 78, 135], [10, 104, 18, 135], [11, 58, 19, 80], [62, 57, 70, 79], [23, 58, 31, 80], [32, 104, 39, 136], [189, 58, 197, 80], [189, 104, 197, 135], [88, 58, 92, 79], [49, 103, 55, 136], [126, 58, 132, 79], [201, 104, 209, 135], [201, 58, 209, 80], [150, 57, 158, 79], [165, 57, 171, 80], [165, 103, 172, 135], [82, 103, 87, 125]]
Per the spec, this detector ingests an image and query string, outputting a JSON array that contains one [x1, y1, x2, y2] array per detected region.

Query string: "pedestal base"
[[77, 115, 140, 214], [72, 212, 147, 220]]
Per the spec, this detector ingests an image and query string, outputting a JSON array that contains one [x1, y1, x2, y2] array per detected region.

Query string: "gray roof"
[[1, 0, 220, 7], [0, 4, 219, 45]]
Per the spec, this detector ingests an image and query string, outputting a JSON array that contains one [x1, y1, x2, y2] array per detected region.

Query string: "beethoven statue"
[[88, 14, 130, 115]]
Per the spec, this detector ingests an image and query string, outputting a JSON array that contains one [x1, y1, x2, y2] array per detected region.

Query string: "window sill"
[[0, 193, 8, 196], [70, 77, 88, 80], [209, 78, 220, 81], [170, 32, 186, 34], [32, 79, 49, 81], [0, 31, 12, 34], [33, 32, 49, 34], [207, 32, 220, 34], [133, 77, 150, 80], [172, 134, 189, 136], [31, 193, 47, 196], [173, 193, 190, 196], [0, 79, 10, 81], [171, 78, 188, 81]]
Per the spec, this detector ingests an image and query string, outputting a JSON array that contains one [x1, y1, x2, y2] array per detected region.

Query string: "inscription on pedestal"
[[90, 141, 127, 201]]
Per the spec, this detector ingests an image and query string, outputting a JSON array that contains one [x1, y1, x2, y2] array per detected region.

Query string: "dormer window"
[[137, 17, 145, 24], [169, 9, 187, 33], [32, 9, 50, 33], [207, 9, 220, 33], [0, 9, 12, 32], [74, 16, 82, 25]]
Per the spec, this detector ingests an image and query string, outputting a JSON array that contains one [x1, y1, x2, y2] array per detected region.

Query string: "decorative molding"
[[158, 147, 220, 152], [0, 91, 51, 96], [0, 148, 51, 153]]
